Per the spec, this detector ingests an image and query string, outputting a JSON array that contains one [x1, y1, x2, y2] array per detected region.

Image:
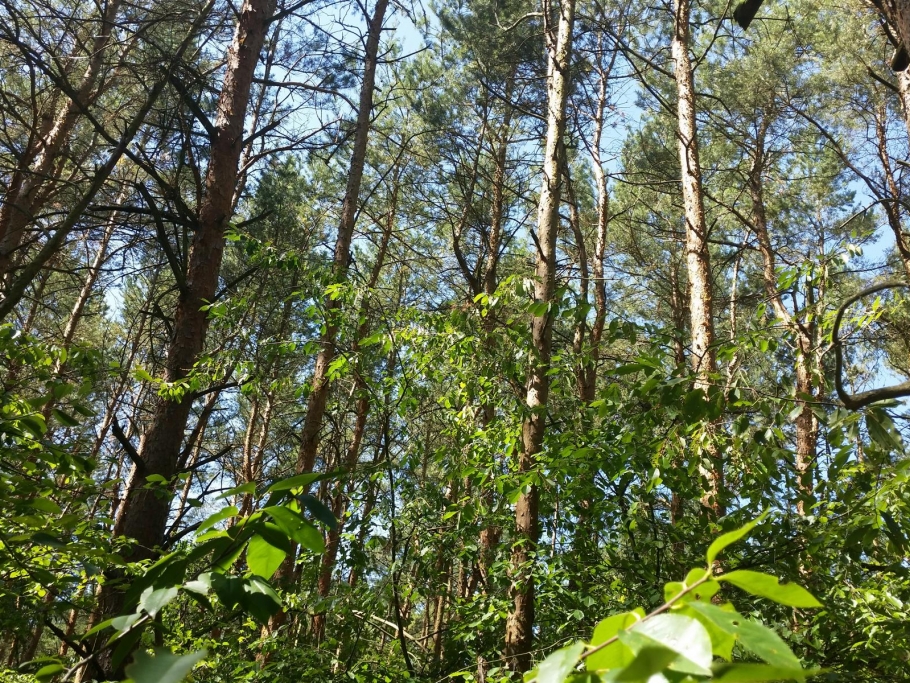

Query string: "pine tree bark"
[[504, 0, 575, 672], [476, 79, 514, 596], [261, 0, 388, 641], [292, 0, 389, 480], [87, 0, 276, 675], [311, 171, 397, 642], [671, 0, 723, 517]]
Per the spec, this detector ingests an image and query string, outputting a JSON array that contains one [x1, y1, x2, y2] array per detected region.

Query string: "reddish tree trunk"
[[87, 0, 276, 675]]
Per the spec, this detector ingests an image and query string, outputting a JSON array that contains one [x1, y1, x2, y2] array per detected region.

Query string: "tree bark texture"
[[748, 117, 818, 514], [504, 0, 575, 672], [293, 0, 389, 480], [262, 1, 389, 642], [312, 172, 397, 642], [88, 0, 276, 675], [671, 0, 723, 517]]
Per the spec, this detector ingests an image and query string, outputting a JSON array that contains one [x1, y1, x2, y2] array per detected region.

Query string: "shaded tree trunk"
[[262, 0, 389, 641], [312, 171, 397, 642], [748, 116, 818, 514]]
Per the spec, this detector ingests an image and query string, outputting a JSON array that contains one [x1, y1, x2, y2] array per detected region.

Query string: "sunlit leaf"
[[706, 511, 768, 566], [537, 641, 584, 683], [718, 570, 822, 608], [246, 533, 287, 578]]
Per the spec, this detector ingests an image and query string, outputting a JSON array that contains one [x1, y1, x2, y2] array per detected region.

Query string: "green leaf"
[[706, 512, 768, 565], [137, 586, 178, 617], [30, 498, 62, 514], [246, 533, 287, 578], [710, 663, 814, 682], [882, 512, 907, 552], [664, 581, 685, 603], [263, 506, 325, 551], [621, 613, 713, 676], [267, 472, 322, 493], [212, 538, 247, 573], [31, 531, 66, 548], [297, 493, 338, 529], [538, 642, 584, 683], [718, 570, 822, 608], [82, 617, 116, 638], [240, 576, 282, 623], [685, 602, 801, 668], [678, 603, 736, 660], [586, 611, 641, 671], [211, 573, 245, 609], [18, 414, 46, 438], [529, 301, 549, 317], [218, 482, 256, 499], [34, 663, 65, 682], [110, 612, 142, 635], [612, 645, 677, 682], [866, 409, 903, 452], [183, 573, 212, 596], [612, 363, 644, 376], [197, 506, 238, 533], [124, 648, 207, 683], [254, 520, 293, 553], [51, 409, 80, 427]]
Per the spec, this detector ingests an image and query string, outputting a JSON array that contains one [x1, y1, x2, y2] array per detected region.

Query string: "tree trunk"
[[262, 0, 388, 641], [748, 115, 817, 514], [292, 0, 389, 480], [475, 79, 514, 601], [504, 0, 575, 672], [311, 173, 397, 641], [87, 0, 276, 675], [874, 103, 910, 279], [671, 0, 723, 517], [0, 0, 123, 276]]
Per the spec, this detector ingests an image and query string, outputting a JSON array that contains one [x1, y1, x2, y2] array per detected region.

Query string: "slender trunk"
[[749, 116, 817, 514], [40, 194, 126, 422], [22, 593, 54, 661], [293, 0, 389, 480], [672, 0, 722, 517], [312, 181, 397, 641], [504, 0, 575, 672], [88, 0, 275, 675], [566, 168, 591, 400], [475, 83, 514, 603], [263, 0, 388, 640], [240, 394, 274, 517], [0, 0, 123, 276], [432, 557, 452, 664], [578, 58, 610, 401], [668, 261, 688, 369], [60, 212, 120, 351], [587, 89, 610, 395], [874, 104, 910, 279], [238, 396, 261, 514], [59, 584, 88, 656], [898, 70, 910, 146]]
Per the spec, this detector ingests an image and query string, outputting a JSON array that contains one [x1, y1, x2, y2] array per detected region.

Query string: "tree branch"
[[833, 280, 910, 409]]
